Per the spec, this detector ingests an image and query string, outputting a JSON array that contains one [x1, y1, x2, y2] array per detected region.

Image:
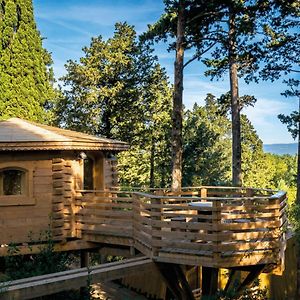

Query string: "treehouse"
[[0, 118, 291, 299], [0, 118, 128, 247]]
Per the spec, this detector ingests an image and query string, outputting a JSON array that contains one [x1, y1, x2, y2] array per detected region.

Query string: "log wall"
[[0, 150, 116, 247], [0, 153, 54, 245]]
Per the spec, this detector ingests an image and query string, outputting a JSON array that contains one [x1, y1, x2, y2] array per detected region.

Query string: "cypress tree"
[[0, 0, 55, 122]]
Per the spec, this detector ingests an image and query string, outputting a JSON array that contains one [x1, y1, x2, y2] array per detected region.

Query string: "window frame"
[[0, 162, 34, 206], [83, 155, 95, 190]]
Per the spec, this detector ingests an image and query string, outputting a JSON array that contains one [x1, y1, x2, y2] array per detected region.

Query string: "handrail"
[[77, 188, 279, 201], [109, 185, 277, 191]]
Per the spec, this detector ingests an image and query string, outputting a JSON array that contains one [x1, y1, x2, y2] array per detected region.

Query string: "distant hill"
[[263, 143, 297, 155]]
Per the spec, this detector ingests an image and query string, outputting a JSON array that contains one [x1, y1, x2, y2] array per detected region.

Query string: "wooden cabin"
[[0, 118, 128, 247]]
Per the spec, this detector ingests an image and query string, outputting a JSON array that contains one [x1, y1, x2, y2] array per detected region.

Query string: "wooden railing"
[[75, 187, 287, 268]]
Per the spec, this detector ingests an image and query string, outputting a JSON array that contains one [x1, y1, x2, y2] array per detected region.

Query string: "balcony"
[[75, 186, 287, 269]]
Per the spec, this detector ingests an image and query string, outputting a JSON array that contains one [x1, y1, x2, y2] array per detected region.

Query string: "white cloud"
[[245, 98, 296, 143]]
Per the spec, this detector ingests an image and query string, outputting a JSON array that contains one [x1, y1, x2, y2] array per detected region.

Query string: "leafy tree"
[[278, 79, 300, 202], [240, 115, 273, 188], [118, 64, 173, 188], [182, 94, 271, 189], [183, 94, 231, 186], [264, 153, 297, 202], [255, 3, 300, 292], [0, 0, 56, 122], [144, 0, 186, 191], [257, 1, 299, 82], [171, 0, 185, 192], [202, 0, 274, 186], [143, 0, 224, 191], [56, 22, 154, 142], [56, 23, 173, 188]]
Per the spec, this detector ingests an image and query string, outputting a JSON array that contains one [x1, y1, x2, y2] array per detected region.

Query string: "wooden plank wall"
[[0, 159, 53, 245], [52, 158, 83, 241], [104, 157, 118, 189], [76, 191, 133, 245]]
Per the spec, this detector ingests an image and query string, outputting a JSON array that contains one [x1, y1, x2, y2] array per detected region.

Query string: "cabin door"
[[83, 154, 104, 190]]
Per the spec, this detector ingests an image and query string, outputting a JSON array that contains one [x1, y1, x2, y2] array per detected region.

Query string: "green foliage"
[[0, 0, 57, 123], [240, 115, 271, 188], [183, 94, 231, 186], [278, 79, 300, 139], [57, 22, 153, 141], [263, 153, 297, 202], [4, 228, 72, 280], [202, 0, 269, 82], [56, 23, 173, 188], [258, 1, 299, 81], [118, 64, 173, 188], [181, 93, 297, 193], [214, 281, 268, 300]]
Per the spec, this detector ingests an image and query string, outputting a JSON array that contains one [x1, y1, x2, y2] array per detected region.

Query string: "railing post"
[[151, 192, 163, 258], [212, 200, 221, 264], [274, 191, 287, 274], [200, 187, 207, 200], [202, 199, 221, 296], [132, 193, 139, 249]]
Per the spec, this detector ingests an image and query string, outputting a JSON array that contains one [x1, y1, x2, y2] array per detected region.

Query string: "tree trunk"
[[297, 97, 300, 204], [103, 100, 112, 138], [150, 136, 155, 188], [171, 0, 185, 192], [296, 97, 300, 298], [228, 12, 242, 187]]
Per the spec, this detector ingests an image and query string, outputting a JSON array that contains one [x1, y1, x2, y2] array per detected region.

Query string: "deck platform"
[[74, 186, 287, 269]]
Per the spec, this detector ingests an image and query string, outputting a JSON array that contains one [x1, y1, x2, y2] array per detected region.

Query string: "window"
[[0, 164, 34, 206], [0, 169, 25, 195], [83, 157, 94, 190]]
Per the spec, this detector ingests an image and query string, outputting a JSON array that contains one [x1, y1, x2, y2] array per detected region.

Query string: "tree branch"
[[183, 42, 217, 68]]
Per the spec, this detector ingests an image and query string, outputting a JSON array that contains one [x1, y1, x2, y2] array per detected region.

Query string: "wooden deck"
[[75, 187, 287, 269]]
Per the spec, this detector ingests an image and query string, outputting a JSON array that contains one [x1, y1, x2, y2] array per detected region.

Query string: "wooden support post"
[[0, 257, 5, 274], [202, 267, 218, 296], [224, 269, 237, 292], [132, 193, 139, 252], [200, 188, 207, 200], [156, 263, 195, 300], [175, 265, 196, 300], [80, 250, 89, 298], [130, 246, 136, 257], [151, 193, 163, 258], [81, 250, 89, 268], [100, 255, 107, 264], [236, 264, 265, 293], [202, 199, 221, 297]]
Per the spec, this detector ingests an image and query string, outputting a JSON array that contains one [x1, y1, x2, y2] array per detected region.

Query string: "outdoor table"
[[188, 201, 213, 222]]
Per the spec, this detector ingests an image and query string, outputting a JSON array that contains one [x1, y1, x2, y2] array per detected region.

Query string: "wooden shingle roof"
[[0, 118, 129, 151]]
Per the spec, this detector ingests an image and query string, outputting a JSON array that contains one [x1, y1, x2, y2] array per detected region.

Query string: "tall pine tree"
[[0, 0, 55, 122]]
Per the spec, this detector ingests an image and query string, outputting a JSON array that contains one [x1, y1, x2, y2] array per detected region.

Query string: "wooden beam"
[[98, 246, 134, 258], [80, 250, 89, 298], [0, 257, 153, 300], [236, 264, 265, 293], [0, 240, 99, 257], [156, 263, 195, 300], [224, 269, 237, 292]]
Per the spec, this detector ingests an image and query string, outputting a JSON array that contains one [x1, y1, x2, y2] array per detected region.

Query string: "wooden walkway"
[[0, 257, 154, 300], [91, 281, 148, 300]]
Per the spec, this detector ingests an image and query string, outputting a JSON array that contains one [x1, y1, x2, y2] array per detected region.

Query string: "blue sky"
[[33, 0, 299, 144]]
